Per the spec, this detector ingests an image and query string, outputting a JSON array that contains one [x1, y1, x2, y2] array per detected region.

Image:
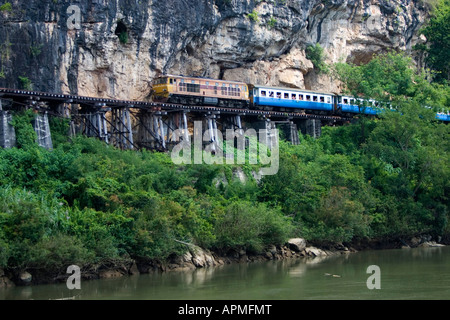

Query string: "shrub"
[[214, 201, 294, 253], [247, 10, 259, 23], [0, 2, 12, 12], [118, 31, 128, 44], [305, 43, 329, 74], [302, 187, 370, 242], [267, 17, 276, 29], [18, 76, 32, 90]]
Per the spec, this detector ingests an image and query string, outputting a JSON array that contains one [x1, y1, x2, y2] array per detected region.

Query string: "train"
[[151, 75, 450, 122]]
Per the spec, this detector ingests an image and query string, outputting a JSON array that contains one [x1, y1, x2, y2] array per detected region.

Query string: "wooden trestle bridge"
[[0, 88, 353, 151]]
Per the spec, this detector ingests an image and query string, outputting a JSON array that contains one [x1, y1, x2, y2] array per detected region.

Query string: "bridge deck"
[[0, 88, 352, 122]]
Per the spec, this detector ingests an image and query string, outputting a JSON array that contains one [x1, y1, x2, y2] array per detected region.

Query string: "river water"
[[1, 246, 450, 300]]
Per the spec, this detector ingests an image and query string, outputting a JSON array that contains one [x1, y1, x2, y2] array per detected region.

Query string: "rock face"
[[0, 0, 429, 99]]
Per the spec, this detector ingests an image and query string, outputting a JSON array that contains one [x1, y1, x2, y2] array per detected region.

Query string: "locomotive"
[[152, 75, 249, 108], [151, 75, 450, 121]]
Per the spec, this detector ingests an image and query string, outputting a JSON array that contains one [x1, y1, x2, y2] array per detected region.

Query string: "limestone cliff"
[[0, 0, 430, 100]]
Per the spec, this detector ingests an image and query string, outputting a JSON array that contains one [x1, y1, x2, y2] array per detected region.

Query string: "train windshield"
[[154, 77, 168, 85]]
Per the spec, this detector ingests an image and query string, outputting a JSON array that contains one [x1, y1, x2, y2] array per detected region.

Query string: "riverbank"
[[1, 234, 446, 288]]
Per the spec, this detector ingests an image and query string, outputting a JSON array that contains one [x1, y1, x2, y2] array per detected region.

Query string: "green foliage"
[[333, 51, 414, 102], [305, 43, 329, 74], [0, 187, 92, 269], [332, 51, 448, 113], [214, 201, 294, 253], [326, 50, 450, 239], [301, 187, 370, 242], [30, 44, 44, 57], [247, 10, 259, 22], [0, 2, 12, 12], [10, 110, 38, 149], [49, 117, 70, 147], [118, 31, 128, 45], [417, 0, 450, 83], [267, 16, 277, 29], [18, 76, 32, 90]]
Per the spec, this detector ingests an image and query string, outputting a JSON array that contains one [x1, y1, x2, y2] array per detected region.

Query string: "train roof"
[[155, 74, 248, 85], [249, 84, 334, 96]]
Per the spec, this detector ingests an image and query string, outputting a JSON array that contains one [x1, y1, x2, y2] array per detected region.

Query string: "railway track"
[[0, 87, 352, 122]]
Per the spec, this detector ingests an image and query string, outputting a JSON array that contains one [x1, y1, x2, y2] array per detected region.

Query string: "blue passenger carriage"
[[436, 112, 450, 122], [250, 85, 334, 112], [337, 95, 381, 115]]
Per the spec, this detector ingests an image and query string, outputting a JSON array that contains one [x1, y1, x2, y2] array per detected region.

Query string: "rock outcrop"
[[0, 0, 429, 99], [0, 268, 14, 288]]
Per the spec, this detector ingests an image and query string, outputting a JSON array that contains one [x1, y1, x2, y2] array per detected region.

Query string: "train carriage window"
[[221, 84, 227, 95], [320, 96, 325, 103], [343, 98, 348, 104], [299, 94, 303, 100], [292, 94, 296, 100], [269, 91, 274, 98], [179, 79, 185, 92], [261, 90, 266, 96], [276, 92, 281, 99], [185, 80, 199, 93], [313, 96, 318, 102], [284, 93, 289, 99], [326, 97, 331, 104], [306, 95, 311, 101]]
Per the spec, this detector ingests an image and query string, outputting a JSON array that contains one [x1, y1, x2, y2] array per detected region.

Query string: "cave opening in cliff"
[[115, 20, 129, 44]]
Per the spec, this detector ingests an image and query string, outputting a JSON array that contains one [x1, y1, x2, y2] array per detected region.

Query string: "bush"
[[27, 234, 94, 270], [18, 76, 32, 90], [305, 43, 329, 74], [247, 10, 259, 23], [0, 187, 75, 268], [301, 187, 370, 242], [214, 201, 294, 253], [0, 2, 12, 12]]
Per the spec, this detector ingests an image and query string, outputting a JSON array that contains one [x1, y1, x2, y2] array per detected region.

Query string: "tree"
[[418, 0, 450, 83]]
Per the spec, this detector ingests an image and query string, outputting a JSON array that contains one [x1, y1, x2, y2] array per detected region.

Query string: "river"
[[1, 246, 449, 300]]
